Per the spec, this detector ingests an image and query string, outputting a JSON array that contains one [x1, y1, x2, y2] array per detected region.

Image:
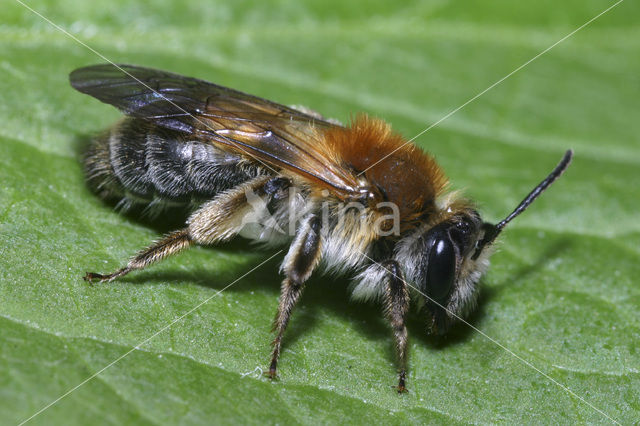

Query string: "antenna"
[[472, 149, 573, 259]]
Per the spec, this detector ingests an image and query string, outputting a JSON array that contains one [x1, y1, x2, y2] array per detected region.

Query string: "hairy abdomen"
[[84, 118, 262, 210]]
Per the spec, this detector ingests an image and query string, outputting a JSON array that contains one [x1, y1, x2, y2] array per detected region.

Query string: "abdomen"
[[84, 118, 263, 210]]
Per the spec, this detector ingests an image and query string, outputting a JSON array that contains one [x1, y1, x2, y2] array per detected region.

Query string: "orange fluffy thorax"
[[322, 115, 448, 222]]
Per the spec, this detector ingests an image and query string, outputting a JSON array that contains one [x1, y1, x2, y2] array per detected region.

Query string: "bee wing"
[[70, 64, 361, 198]]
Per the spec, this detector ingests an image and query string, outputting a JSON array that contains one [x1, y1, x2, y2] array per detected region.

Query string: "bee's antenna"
[[496, 149, 573, 232], [472, 149, 573, 259]]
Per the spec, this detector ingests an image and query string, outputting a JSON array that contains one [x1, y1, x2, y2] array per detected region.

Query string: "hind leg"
[[84, 229, 191, 283], [84, 175, 273, 283]]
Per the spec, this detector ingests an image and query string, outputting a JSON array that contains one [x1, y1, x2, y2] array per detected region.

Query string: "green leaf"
[[2, 0, 639, 424]]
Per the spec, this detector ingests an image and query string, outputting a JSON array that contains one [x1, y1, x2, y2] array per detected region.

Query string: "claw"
[[265, 369, 278, 380], [395, 384, 408, 394], [83, 272, 107, 284], [83, 267, 129, 284], [395, 371, 408, 394], [265, 358, 279, 380]]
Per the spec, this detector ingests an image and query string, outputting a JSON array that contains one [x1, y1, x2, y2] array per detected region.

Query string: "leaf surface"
[[1, 1, 638, 424]]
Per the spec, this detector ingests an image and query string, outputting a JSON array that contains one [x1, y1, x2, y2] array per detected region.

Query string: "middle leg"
[[268, 214, 322, 379]]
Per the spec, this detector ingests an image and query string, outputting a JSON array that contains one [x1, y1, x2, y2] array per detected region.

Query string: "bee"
[[70, 64, 573, 392]]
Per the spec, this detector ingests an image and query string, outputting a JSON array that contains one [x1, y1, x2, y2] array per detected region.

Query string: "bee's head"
[[400, 211, 489, 335], [398, 150, 573, 335]]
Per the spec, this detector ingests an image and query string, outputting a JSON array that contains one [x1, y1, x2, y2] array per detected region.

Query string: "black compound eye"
[[425, 237, 456, 303]]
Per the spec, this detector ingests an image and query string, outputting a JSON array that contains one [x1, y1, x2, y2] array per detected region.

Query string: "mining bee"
[[70, 64, 573, 392]]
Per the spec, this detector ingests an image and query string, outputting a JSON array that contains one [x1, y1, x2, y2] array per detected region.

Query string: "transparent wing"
[[70, 64, 362, 198]]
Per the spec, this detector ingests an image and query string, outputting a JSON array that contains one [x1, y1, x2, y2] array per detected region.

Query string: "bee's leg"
[[85, 175, 273, 283], [268, 214, 322, 379], [381, 260, 410, 393], [186, 175, 273, 245], [84, 229, 191, 283]]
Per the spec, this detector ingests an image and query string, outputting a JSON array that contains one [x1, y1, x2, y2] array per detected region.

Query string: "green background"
[[1, 0, 638, 424]]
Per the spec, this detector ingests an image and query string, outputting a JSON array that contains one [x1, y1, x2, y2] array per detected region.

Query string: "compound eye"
[[426, 237, 456, 303]]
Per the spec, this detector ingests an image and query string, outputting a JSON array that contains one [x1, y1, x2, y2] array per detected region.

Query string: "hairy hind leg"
[[84, 229, 191, 283], [84, 175, 274, 284]]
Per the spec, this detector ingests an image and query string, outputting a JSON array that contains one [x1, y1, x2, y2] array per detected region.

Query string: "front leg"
[[268, 214, 322, 379], [381, 260, 410, 393]]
